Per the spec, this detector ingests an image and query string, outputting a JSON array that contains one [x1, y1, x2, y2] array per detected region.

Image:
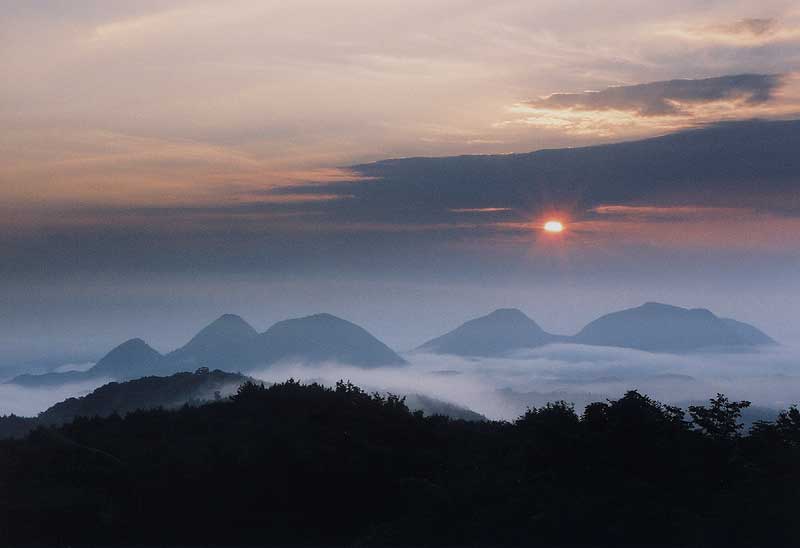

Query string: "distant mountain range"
[[8, 302, 775, 387], [418, 302, 775, 357], [11, 312, 405, 387], [0, 368, 484, 438], [571, 302, 775, 352]]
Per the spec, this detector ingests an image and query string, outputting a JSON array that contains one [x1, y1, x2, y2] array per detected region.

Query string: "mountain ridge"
[[417, 308, 562, 356], [0, 369, 484, 439], [8, 312, 406, 386], [8, 302, 776, 386], [418, 302, 775, 357]]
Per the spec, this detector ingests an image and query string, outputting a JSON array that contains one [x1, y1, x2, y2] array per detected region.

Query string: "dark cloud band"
[[526, 74, 784, 116]]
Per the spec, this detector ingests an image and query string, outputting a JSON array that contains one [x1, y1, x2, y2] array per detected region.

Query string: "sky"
[[2, 1, 800, 368]]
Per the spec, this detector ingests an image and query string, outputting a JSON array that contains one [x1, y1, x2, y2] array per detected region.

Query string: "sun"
[[543, 220, 564, 233]]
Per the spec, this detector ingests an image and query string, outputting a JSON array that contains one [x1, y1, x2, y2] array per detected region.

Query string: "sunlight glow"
[[544, 220, 564, 233]]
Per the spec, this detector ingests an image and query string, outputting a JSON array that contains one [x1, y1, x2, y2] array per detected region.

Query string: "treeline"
[[0, 380, 797, 546]]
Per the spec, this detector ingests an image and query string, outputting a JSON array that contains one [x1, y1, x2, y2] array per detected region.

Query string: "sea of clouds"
[[2, 344, 798, 421], [250, 343, 800, 420]]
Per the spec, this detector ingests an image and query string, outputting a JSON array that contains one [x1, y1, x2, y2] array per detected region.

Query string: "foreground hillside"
[[1, 381, 797, 546], [0, 369, 484, 439]]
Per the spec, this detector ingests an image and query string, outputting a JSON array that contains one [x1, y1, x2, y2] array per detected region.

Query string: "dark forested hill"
[[1, 381, 797, 546], [0, 369, 252, 439], [38, 369, 250, 426], [0, 370, 483, 439]]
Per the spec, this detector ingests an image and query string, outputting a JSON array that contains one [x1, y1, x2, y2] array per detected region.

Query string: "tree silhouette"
[[688, 393, 751, 440], [1, 381, 797, 547]]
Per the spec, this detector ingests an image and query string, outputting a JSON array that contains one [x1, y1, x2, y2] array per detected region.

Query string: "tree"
[[775, 405, 800, 446], [688, 394, 750, 440]]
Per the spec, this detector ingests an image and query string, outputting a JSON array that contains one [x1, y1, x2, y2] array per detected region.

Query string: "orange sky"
[[3, 1, 800, 213]]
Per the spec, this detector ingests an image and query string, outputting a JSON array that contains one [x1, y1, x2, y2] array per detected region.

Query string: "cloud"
[[3, 343, 798, 422], [507, 72, 800, 137], [656, 17, 800, 47], [447, 207, 514, 215], [244, 343, 800, 421], [712, 18, 777, 37], [0, 378, 108, 417], [525, 74, 783, 117], [53, 362, 95, 373], [590, 205, 749, 221], [4, 119, 800, 284]]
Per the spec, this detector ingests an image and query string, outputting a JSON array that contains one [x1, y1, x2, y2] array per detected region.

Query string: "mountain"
[[38, 368, 252, 426], [8, 312, 403, 387], [163, 314, 259, 373], [250, 313, 406, 368], [0, 369, 484, 439], [10, 338, 162, 387], [10, 369, 98, 387], [89, 338, 162, 378], [163, 312, 404, 370], [0, 369, 254, 439], [404, 393, 486, 421], [417, 308, 561, 357], [418, 303, 775, 356], [718, 318, 777, 346], [572, 302, 776, 352]]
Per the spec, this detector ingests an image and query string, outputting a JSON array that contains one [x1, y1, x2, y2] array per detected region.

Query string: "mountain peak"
[[486, 308, 529, 320], [417, 308, 558, 357], [163, 314, 259, 372], [253, 313, 406, 367], [641, 301, 671, 309], [573, 302, 772, 352], [116, 337, 149, 348], [205, 313, 257, 332], [183, 314, 258, 347], [295, 312, 341, 323], [90, 338, 162, 377]]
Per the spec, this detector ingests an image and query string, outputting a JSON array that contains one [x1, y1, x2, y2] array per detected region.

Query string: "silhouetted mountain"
[[250, 313, 406, 367], [418, 303, 775, 356], [0, 369, 254, 438], [0, 369, 484, 439], [10, 369, 97, 387], [89, 338, 162, 378], [572, 302, 776, 352], [163, 314, 258, 373], [417, 308, 561, 356], [10, 338, 161, 387], [38, 368, 252, 426], [404, 393, 486, 421], [719, 318, 777, 346], [8, 312, 404, 386]]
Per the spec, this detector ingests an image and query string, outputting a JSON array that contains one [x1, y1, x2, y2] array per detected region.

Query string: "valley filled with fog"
[[251, 344, 800, 421], [4, 342, 799, 423]]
